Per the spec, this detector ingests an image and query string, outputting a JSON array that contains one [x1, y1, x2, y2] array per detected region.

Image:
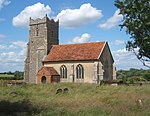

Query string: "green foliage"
[[143, 72, 150, 81], [0, 71, 24, 80], [114, 0, 150, 68], [14, 71, 24, 80], [117, 68, 150, 83], [127, 76, 147, 84]]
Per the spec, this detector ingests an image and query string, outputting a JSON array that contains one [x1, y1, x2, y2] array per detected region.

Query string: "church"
[[24, 15, 116, 84]]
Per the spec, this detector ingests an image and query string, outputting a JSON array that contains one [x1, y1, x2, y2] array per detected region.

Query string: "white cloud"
[[112, 48, 147, 70], [0, 34, 6, 39], [99, 9, 123, 29], [0, 40, 27, 49], [9, 41, 27, 57], [9, 41, 27, 49], [0, 45, 6, 49], [69, 33, 91, 44], [0, 52, 22, 62], [55, 3, 102, 28], [0, 0, 11, 10], [12, 2, 52, 27], [115, 39, 124, 45], [12, 3, 102, 28], [0, 40, 27, 72], [0, 51, 25, 72]]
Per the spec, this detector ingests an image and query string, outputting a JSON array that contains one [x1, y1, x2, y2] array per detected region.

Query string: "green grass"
[[0, 74, 14, 78], [0, 74, 14, 80], [0, 82, 150, 116]]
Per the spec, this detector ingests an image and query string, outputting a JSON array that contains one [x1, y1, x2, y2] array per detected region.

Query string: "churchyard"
[[0, 82, 150, 116]]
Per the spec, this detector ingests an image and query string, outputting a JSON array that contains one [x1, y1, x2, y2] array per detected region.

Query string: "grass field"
[[0, 74, 14, 81], [0, 82, 150, 116], [0, 74, 14, 78]]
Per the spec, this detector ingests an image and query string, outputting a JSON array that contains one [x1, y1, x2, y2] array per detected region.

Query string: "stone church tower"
[[24, 15, 59, 83]]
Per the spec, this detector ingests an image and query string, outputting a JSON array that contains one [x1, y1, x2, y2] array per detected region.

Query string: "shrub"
[[127, 76, 147, 84], [144, 72, 150, 81]]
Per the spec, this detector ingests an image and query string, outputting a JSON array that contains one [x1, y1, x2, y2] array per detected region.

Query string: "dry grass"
[[0, 82, 150, 115]]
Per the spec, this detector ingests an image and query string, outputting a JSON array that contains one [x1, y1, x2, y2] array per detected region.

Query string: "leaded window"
[[60, 65, 67, 79], [76, 64, 84, 79]]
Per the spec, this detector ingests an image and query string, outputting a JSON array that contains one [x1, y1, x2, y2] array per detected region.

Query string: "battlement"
[[29, 15, 59, 26]]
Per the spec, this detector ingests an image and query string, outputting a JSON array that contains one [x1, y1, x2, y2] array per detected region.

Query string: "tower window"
[[36, 25, 39, 36], [51, 31, 54, 37]]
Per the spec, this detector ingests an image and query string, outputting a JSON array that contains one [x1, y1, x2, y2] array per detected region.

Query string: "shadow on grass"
[[0, 99, 40, 116]]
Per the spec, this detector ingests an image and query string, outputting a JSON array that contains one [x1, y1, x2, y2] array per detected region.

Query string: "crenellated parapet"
[[29, 15, 59, 26]]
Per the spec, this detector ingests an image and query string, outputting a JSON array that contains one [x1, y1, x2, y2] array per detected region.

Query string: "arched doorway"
[[41, 76, 46, 84]]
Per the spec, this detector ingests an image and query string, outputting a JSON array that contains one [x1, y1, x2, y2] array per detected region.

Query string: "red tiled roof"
[[37, 67, 59, 76], [44, 42, 106, 62]]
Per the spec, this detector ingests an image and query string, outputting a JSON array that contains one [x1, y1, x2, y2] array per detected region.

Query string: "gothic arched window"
[[76, 64, 84, 79], [60, 65, 67, 79]]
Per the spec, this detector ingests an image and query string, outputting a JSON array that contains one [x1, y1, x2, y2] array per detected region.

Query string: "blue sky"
[[0, 0, 148, 72]]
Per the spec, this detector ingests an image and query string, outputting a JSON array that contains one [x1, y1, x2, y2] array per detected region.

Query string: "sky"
[[0, 0, 148, 72]]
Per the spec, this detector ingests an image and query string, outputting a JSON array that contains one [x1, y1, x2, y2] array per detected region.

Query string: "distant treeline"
[[117, 68, 150, 83], [0, 71, 24, 80], [0, 71, 13, 75]]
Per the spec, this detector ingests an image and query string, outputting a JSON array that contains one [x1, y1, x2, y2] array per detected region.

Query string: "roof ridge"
[[52, 41, 106, 47]]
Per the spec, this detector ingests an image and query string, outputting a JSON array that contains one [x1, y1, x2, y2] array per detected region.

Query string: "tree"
[[14, 71, 24, 80], [7, 71, 13, 75], [143, 71, 150, 81], [114, 0, 150, 68]]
